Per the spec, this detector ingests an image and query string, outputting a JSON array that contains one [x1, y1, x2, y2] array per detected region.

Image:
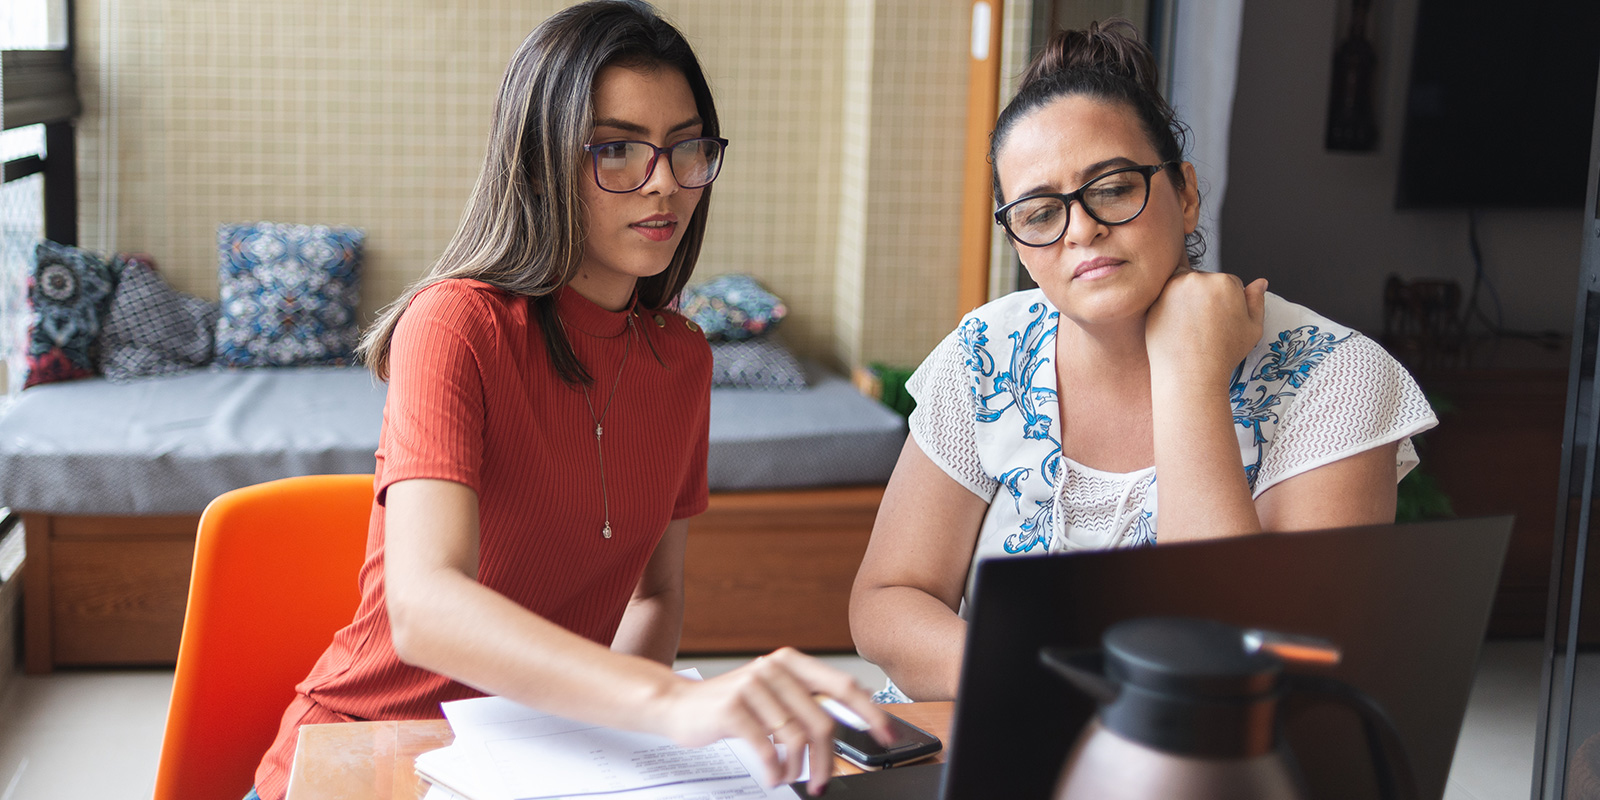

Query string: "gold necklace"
[[561, 312, 634, 539]]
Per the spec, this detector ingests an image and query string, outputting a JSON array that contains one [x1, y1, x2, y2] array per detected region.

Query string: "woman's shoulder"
[[398, 278, 528, 347], [963, 288, 1056, 327], [639, 305, 713, 371], [1237, 292, 1387, 392], [1247, 293, 1365, 366], [947, 289, 1060, 358], [1258, 292, 1357, 344], [410, 278, 520, 314]]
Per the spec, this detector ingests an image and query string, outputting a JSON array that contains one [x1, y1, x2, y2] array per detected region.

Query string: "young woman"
[[849, 20, 1437, 703], [248, 4, 890, 798]]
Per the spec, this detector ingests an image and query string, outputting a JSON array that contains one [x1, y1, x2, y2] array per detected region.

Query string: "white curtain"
[[1169, 0, 1245, 273]]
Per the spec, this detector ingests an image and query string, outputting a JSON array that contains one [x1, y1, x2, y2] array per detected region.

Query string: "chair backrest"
[[153, 474, 374, 800]]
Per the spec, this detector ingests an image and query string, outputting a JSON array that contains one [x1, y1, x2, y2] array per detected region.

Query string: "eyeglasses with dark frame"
[[582, 137, 730, 194], [994, 161, 1178, 248]]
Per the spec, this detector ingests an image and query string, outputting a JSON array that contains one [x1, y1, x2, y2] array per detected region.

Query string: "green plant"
[[1396, 467, 1453, 522], [869, 363, 917, 419], [1394, 389, 1457, 522]]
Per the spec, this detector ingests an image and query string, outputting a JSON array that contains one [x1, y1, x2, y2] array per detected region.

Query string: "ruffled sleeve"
[[1253, 333, 1438, 496], [906, 327, 1000, 500]]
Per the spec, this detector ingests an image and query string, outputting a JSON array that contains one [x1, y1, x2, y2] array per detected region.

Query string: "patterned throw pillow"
[[678, 274, 787, 341], [100, 256, 219, 382], [24, 240, 119, 389], [214, 222, 363, 367], [710, 336, 808, 391]]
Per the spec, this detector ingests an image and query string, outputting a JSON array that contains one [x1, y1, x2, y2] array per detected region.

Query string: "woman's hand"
[[648, 648, 894, 796], [1144, 268, 1268, 542], [1145, 266, 1267, 386]]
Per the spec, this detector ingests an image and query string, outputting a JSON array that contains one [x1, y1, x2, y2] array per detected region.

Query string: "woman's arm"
[[1253, 441, 1400, 530], [1146, 270, 1405, 538], [611, 519, 689, 665], [1145, 269, 1268, 542], [850, 437, 991, 701], [1153, 388, 1401, 538], [384, 479, 890, 795]]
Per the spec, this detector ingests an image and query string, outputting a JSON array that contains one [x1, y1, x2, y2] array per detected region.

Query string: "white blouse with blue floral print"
[[872, 290, 1438, 704], [914, 287, 1436, 578]]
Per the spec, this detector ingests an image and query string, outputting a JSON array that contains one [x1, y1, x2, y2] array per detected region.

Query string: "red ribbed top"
[[254, 279, 711, 800]]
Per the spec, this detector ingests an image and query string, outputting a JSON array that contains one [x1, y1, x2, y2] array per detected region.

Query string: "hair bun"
[[1018, 18, 1159, 98]]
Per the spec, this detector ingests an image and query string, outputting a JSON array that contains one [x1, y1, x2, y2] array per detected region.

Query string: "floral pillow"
[[678, 274, 787, 341], [214, 222, 364, 367], [710, 336, 808, 391], [24, 240, 119, 388], [100, 256, 219, 382]]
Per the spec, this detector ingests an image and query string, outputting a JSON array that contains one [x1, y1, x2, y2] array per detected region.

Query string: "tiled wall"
[[857, 0, 969, 366], [71, 0, 970, 370]]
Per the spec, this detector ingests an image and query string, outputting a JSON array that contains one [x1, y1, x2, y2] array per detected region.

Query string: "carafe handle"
[[1283, 675, 1420, 800]]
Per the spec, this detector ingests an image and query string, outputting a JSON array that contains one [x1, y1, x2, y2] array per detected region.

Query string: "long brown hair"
[[359, 0, 719, 383]]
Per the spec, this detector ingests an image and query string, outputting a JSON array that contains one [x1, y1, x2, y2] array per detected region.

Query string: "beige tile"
[[1444, 640, 1542, 799], [74, 0, 970, 373], [0, 670, 173, 800]]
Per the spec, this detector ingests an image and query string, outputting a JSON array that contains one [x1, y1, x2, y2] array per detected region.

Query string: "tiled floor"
[[0, 643, 1546, 800]]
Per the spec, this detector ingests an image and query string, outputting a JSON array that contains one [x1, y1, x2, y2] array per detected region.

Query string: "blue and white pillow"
[[24, 240, 119, 388], [679, 274, 787, 341], [214, 222, 363, 367]]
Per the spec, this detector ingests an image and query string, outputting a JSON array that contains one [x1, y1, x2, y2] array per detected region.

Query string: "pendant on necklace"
[[602, 521, 612, 539], [595, 424, 603, 438]]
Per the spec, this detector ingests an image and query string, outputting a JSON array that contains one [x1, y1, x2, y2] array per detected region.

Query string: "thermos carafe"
[[1042, 617, 1418, 800]]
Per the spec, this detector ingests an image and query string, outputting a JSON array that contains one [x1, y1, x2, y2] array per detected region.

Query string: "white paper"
[[423, 781, 469, 800], [416, 669, 801, 800]]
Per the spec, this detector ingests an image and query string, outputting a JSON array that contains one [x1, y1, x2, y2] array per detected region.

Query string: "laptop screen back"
[[941, 516, 1513, 800]]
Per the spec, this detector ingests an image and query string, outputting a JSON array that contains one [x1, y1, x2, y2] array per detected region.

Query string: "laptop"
[[821, 516, 1514, 800]]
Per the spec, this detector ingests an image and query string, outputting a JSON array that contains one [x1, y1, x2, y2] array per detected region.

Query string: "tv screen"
[[1395, 0, 1600, 209]]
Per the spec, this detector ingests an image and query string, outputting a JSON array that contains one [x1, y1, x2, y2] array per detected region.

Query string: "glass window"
[[0, 126, 48, 399], [1, 0, 68, 50]]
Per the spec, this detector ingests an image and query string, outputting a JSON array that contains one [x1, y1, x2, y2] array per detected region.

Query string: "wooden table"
[[286, 702, 954, 800]]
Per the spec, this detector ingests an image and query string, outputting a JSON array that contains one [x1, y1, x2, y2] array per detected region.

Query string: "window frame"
[[2, 0, 79, 245]]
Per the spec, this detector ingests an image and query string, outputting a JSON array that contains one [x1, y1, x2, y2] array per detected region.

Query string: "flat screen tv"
[[1395, 0, 1600, 209]]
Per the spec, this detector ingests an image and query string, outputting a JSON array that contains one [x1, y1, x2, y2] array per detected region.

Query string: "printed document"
[[415, 671, 802, 800]]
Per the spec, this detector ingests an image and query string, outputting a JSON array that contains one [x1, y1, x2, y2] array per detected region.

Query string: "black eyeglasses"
[[582, 137, 729, 193], [994, 161, 1177, 247]]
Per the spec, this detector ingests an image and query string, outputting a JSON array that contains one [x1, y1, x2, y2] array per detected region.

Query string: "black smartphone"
[[832, 709, 943, 770]]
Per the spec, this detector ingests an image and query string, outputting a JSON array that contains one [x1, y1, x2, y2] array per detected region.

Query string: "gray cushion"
[[708, 363, 907, 490], [710, 337, 808, 391], [100, 257, 218, 381], [0, 367, 385, 514], [0, 362, 902, 515]]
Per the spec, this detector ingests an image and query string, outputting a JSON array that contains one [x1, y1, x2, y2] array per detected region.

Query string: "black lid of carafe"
[[1098, 617, 1284, 758]]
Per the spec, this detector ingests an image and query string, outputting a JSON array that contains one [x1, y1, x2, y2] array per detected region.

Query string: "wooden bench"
[[6, 365, 904, 673], [20, 485, 885, 673]]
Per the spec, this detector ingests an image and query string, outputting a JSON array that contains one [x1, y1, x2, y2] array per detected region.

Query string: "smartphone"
[[832, 709, 943, 770]]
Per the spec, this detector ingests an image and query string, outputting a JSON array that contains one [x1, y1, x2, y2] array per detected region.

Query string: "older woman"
[[849, 20, 1436, 703]]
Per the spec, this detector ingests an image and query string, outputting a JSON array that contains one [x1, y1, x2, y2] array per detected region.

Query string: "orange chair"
[[154, 474, 374, 800]]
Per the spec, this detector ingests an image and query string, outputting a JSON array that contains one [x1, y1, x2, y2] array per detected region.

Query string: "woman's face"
[[994, 94, 1199, 329], [570, 64, 706, 310]]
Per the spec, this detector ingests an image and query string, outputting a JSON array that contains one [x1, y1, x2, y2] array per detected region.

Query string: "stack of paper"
[[415, 674, 803, 800]]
